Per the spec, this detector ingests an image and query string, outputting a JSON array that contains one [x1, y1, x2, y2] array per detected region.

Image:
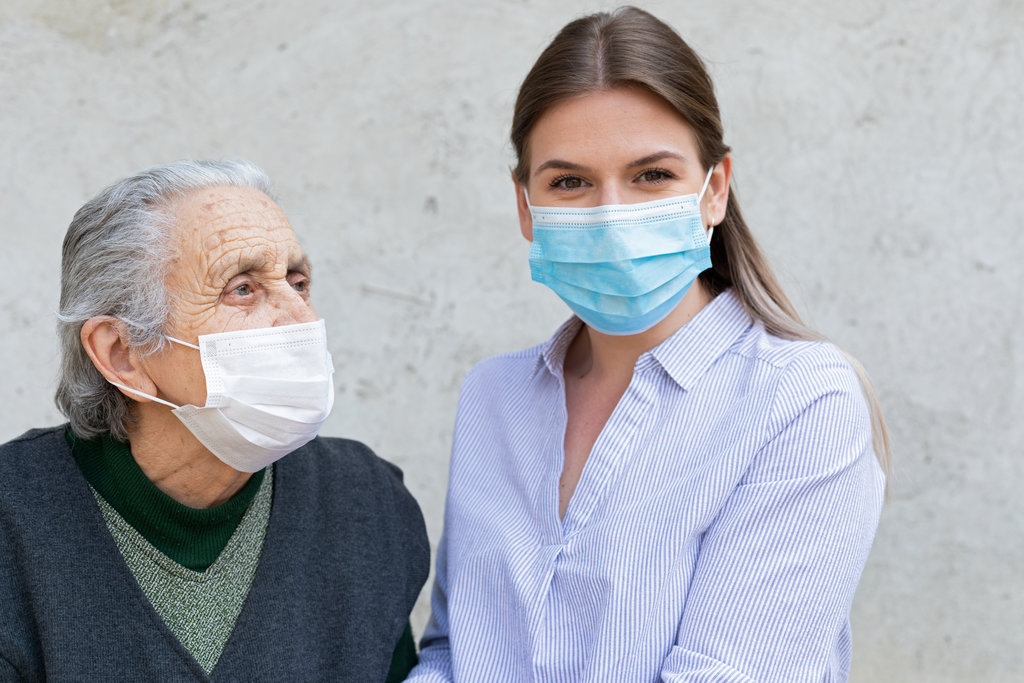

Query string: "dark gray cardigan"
[[0, 427, 430, 682]]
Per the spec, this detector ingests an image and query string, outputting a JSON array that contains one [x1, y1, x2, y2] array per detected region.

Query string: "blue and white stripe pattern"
[[408, 289, 885, 682]]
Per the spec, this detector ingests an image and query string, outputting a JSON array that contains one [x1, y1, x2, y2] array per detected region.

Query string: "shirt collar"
[[536, 315, 584, 380], [645, 288, 753, 391], [534, 288, 753, 391]]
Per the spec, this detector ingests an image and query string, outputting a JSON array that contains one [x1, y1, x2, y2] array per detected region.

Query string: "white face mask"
[[111, 319, 335, 473]]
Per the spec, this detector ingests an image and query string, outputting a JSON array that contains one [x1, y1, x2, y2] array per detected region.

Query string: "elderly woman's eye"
[[232, 283, 253, 296], [292, 279, 309, 293]]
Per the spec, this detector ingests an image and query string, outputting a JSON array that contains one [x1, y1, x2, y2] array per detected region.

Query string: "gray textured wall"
[[1, 1, 1019, 680]]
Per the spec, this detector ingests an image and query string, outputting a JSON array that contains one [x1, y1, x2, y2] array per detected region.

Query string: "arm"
[[402, 530, 455, 682], [662, 348, 886, 682]]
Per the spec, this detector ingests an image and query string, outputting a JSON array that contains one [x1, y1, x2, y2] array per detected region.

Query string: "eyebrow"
[[290, 254, 312, 277], [533, 150, 688, 176], [208, 252, 312, 284], [208, 252, 267, 284], [627, 151, 688, 167], [534, 159, 590, 175]]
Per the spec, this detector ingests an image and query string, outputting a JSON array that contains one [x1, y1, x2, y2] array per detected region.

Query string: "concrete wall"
[[1, 1, 1019, 679]]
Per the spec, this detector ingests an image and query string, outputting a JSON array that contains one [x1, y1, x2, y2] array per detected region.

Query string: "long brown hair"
[[511, 6, 891, 475]]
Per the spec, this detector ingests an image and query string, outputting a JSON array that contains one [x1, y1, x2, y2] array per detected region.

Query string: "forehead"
[[164, 185, 306, 282], [528, 87, 699, 165], [168, 185, 295, 250]]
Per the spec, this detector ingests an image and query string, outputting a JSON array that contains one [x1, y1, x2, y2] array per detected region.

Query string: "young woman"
[[409, 7, 889, 682]]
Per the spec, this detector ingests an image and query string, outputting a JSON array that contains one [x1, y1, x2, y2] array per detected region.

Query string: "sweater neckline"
[[67, 428, 265, 571]]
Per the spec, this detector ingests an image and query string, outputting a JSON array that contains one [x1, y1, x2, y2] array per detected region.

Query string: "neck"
[[127, 405, 251, 509], [565, 280, 714, 381]]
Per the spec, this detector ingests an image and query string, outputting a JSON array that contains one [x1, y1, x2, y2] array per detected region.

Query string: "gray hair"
[[56, 159, 274, 440]]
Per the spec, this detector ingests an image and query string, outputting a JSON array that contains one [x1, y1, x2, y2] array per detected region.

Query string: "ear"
[[80, 317, 159, 401], [513, 177, 534, 242], [703, 154, 733, 227]]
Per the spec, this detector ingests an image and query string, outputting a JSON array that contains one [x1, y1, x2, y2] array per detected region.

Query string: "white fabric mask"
[[111, 319, 335, 472]]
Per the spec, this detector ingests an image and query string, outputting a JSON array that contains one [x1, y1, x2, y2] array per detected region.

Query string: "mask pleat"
[[527, 188, 713, 335]]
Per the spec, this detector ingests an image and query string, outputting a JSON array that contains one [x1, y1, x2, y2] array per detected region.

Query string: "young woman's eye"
[[550, 174, 586, 190], [638, 168, 674, 183]]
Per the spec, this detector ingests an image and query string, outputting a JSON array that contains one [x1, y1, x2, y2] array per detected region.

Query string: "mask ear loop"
[[165, 336, 200, 350], [698, 165, 716, 244], [108, 381, 181, 409], [105, 334, 199, 409]]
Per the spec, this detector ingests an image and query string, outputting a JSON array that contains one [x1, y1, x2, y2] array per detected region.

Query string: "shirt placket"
[[531, 361, 658, 681], [561, 361, 657, 538]]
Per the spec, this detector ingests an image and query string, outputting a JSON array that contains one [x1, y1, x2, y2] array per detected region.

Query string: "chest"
[[0, 442, 425, 683], [445, 372, 767, 676], [561, 373, 628, 480], [450, 358, 775, 547]]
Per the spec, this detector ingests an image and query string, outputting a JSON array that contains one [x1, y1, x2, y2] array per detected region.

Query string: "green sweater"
[[68, 430, 417, 680], [68, 430, 264, 570]]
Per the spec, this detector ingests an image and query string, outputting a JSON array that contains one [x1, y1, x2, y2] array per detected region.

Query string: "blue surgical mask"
[[527, 166, 715, 335]]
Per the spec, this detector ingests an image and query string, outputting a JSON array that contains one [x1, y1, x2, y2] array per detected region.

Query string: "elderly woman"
[[0, 160, 428, 681]]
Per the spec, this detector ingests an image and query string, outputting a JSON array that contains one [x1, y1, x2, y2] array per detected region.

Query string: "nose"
[[596, 185, 624, 206], [272, 286, 318, 327]]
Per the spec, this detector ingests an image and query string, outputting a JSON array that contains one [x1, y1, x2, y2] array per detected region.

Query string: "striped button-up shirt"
[[409, 289, 885, 682]]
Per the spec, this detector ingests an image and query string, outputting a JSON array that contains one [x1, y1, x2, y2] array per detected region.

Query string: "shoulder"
[[0, 426, 73, 482], [735, 332, 875, 482], [0, 425, 68, 454], [289, 435, 411, 491], [765, 338, 863, 413], [457, 340, 548, 404], [727, 324, 860, 397], [446, 345, 546, 424], [281, 436, 430, 581], [464, 341, 546, 382], [459, 316, 579, 396], [728, 322, 843, 371], [285, 436, 425, 533], [0, 426, 95, 563]]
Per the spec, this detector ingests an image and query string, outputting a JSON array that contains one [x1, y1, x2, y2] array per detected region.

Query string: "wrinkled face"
[[138, 185, 317, 407], [516, 86, 723, 238], [164, 185, 315, 338]]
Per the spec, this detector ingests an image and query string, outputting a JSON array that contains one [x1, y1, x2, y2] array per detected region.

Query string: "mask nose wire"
[[524, 167, 717, 244]]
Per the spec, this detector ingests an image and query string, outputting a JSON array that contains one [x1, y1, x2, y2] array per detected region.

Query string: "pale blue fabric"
[[532, 256, 710, 318], [527, 193, 712, 335], [408, 289, 885, 683], [531, 250, 699, 296]]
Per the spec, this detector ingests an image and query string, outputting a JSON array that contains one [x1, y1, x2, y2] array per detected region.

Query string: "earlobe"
[[80, 317, 158, 401], [514, 181, 534, 241]]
